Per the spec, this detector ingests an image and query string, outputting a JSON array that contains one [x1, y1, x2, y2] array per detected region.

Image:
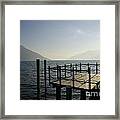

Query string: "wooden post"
[[72, 67, 74, 88], [96, 81, 100, 89], [88, 66, 91, 90], [64, 64, 66, 78], [48, 66, 50, 85], [66, 87, 72, 100], [75, 64, 77, 75], [96, 62, 98, 74], [59, 66, 61, 86], [70, 64, 72, 76], [57, 65, 59, 80], [87, 63, 89, 69], [57, 65, 61, 85], [36, 59, 40, 100], [44, 60, 47, 100], [56, 85, 61, 100], [80, 89, 86, 100], [80, 63, 81, 73]]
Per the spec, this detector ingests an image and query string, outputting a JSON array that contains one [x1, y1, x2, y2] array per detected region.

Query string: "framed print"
[[0, 0, 119, 119]]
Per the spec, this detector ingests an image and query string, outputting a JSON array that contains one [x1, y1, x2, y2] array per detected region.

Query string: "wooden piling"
[[88, 66, 91, 90], [87, 63, 89, 68], [57, 65, 59, 80], [66, 87, 72, 100], [56, 85, 61, 100], [80, 63, 81, 73], [75, 64, 77, 74], [96, 81, 100, 89], [44, 60, 47, 100], [64, 64, 66, 78], [48, 66, 50, 85], [59, 66, 61, 86], [57, 65, 61, 85], [80, 89, 86, 100], [70, 64, 72, 76], [96, 62, 98, 74], [36, 59, 40, 100], [72, 67, 74, 88]]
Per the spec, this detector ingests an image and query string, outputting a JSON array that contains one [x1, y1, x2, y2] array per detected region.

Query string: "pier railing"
[[36, 59, 100, 100]]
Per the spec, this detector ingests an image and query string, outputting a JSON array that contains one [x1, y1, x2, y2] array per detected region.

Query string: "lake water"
[[20, 60, 100, 100]]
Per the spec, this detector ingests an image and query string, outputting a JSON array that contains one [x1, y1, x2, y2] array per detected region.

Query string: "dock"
[[36, 59, 100, 100]]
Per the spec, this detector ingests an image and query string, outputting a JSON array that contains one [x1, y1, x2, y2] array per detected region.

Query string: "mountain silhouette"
[[20, 45, 50, 61], [70, 50, 100, 60]]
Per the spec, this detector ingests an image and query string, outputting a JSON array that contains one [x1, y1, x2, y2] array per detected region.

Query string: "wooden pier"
[[36, 59, 100, 100]]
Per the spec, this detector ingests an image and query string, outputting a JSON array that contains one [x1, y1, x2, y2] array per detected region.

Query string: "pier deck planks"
[[51, 73, 100, 90]]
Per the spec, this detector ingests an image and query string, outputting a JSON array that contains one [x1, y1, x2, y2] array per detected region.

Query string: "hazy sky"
[[20, 20, 100, 60]]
